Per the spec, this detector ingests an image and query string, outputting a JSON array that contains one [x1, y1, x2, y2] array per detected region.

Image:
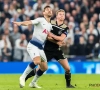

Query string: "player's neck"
[[44, 16, 51, 23], [56, 19, 64, 26]]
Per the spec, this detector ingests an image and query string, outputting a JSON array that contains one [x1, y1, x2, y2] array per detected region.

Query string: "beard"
[[47, 14, 52, 18]]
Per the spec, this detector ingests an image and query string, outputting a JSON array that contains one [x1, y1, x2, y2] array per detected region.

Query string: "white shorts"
[[27, 42, 47, 62]]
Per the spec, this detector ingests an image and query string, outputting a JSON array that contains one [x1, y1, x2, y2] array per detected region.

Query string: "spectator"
[[74, 27, 81, 44], [53, 1, 59, 17], [53, 1, 59, 11], [1, 42, 11, 62], [0, 0, 4, 12], [69, 16, 78, 27], [86, 35, 95, 59], [80, 26, 88, 43], [0, 35, 11, 56], [17, 0, 24, 9], [42, 0, 54, 10], [89, 16, 96, 26], [68, 37, 77, 56], [3, 28, 14, 49], [0, 12, 6, 26], [12, 0, 22, 9], [65, 12, 71, 21], [67, 22, 75, 44], [70, 2, 76, 12], [10, 24, 21, 45], [25, 6, 35, 18], [87, 24, 98, 40], [94, 0, 100, 14], [81, 0, 89, 14], [59, 0, 65, 9], [33, 12, 40, 19], [8, 4, 17, 16], [61, 37, 74, 56], [96, 22, 100, 42], [24, 0, 29, 10], [97, 22, 100, 36], [21, 16, 30, 31], [71, 9, 78, 23], [10, 14, 21, 23], [82, 14, 89, 29], [93, 13, 99, 26], [1, 18, 13, 32], [13, 34, 28, 61], [3, 4, 12, 19], [93, 43, 100, 59], [23, 24, 33, 42], [33, 0, 43, 15], [0, 35, 12, 51], [19, 8, 27, 21], [64, 3, 70, 12], [75, 5, 82, 23], [88, 7, 95, 20], [76, 36, 86, 56], [89, 0, 94, 8]]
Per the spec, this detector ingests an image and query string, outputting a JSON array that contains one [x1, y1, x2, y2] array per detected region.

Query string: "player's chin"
[[60, 18, 64, 21], [48, 14, 52, 17]]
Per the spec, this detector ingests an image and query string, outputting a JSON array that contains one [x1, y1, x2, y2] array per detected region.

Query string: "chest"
[[41, 21, 51, 32], [51, 26, 64, 36]]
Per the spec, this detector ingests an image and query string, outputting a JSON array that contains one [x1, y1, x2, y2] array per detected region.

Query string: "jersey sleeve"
[[31, 18, 42, 25], [62, 27, 69, 36]]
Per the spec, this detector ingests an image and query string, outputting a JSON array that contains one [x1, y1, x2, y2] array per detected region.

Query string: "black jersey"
[[44, 20, 69, 51]]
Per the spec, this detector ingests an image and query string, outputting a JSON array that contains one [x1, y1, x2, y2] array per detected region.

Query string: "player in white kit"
[[13, 6, 53, 88]]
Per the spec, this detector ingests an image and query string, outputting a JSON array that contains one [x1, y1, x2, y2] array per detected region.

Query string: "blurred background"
[[0, 0, 100, 74]]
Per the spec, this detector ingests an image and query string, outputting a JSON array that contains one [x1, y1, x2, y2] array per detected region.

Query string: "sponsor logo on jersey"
[[42, 29, 48, 34]]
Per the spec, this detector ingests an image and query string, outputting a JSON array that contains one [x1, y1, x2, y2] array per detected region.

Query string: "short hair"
[[43, 5, 51, 11], [56, 9, 65, 15]]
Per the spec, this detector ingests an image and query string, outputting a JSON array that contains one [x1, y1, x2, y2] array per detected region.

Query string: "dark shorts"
[[44, 49, 65, 62]]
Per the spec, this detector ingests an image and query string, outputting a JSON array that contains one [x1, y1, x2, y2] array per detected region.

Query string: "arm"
[[48, 32, 66, 41], [49, 26, 69, 41], [13, 21, 32, 26], [47, 36, 57, 43], [13, 18, 40, 26], [47, 36, 64, 46]]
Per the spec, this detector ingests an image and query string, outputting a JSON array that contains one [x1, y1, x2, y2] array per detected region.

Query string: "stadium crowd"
[[0, 0, 100, 62]]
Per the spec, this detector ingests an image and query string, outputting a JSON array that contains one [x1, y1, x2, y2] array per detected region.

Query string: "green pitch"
[[0, 74, 100, 90]]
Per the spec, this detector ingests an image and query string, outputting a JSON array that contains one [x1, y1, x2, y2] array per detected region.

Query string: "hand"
[[13, 21, 21, 26], [48, 32, 54, 37], [57, 41, 65, 46]]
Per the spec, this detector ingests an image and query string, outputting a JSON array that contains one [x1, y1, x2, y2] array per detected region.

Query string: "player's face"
[[43, 8, 53, 17], [56, 12, 65, 21]]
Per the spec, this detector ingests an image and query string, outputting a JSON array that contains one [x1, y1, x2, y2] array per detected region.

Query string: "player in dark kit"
[[25, 9, 75, 88]]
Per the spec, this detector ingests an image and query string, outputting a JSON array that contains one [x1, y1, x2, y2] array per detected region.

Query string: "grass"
[[0, 74, 100, 90]]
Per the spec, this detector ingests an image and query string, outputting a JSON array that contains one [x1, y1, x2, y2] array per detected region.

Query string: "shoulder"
[[34, 17, 44, 21], [50, 20, 56, 25], [60, 24, 68, 29]]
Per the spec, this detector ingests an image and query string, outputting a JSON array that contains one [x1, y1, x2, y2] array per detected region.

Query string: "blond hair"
[[56, 9, 65, 15]]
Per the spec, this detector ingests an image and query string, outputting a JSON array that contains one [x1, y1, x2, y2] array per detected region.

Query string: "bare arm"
[[48, 32, 66, 41], [47, 36, 64, 46], [13, 18, 41, 26], [47, 36, 57, 43], [13, 21, 32, 26]]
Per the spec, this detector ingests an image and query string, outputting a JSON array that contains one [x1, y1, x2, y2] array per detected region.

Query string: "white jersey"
[[29, 17, 52, 49]]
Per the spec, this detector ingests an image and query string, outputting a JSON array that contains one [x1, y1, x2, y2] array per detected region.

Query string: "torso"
[[30, 17, 52, 45], [44, 20, 68, 51]]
